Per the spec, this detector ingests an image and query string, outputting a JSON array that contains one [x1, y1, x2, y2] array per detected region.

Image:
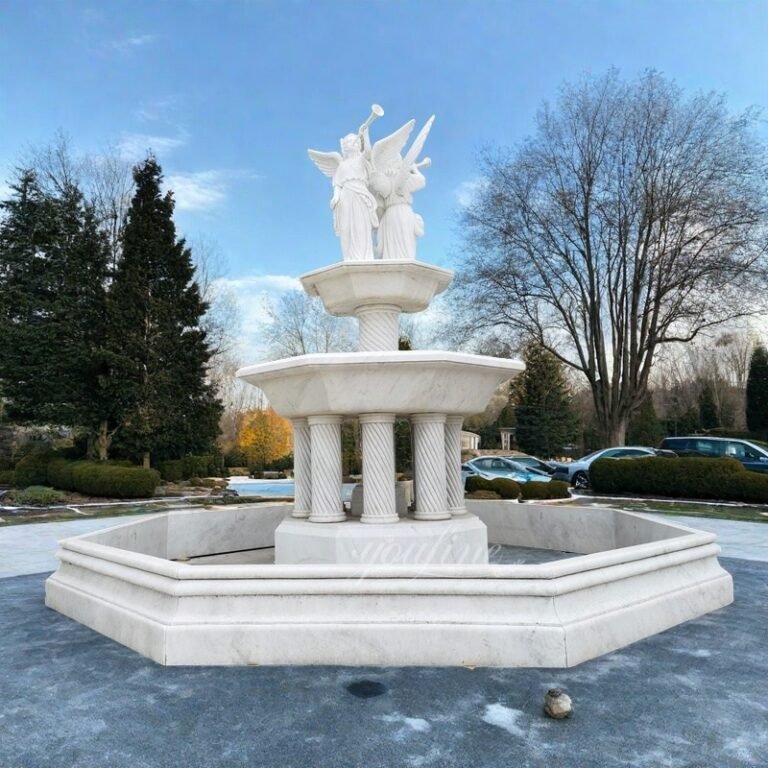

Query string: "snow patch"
[[482, 703, 526, 737]]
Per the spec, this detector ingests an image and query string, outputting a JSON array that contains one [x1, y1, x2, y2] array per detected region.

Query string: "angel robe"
[[332, 156, 378, 261]]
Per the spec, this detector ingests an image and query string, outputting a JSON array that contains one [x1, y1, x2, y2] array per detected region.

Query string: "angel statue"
[[307, 106, 383, 262], [368, 115, 435, 261]]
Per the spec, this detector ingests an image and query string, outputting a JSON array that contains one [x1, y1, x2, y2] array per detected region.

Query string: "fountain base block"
[[274, 515, 489, 565]]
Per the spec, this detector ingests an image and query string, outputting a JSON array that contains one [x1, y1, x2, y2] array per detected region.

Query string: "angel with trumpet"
[[308, 105, 383, 262], [308, 105, 435, 262]]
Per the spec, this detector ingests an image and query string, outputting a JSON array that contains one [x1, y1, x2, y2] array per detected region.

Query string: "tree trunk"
[[142, 451, 151, 469], [96, 421, 111, 462]]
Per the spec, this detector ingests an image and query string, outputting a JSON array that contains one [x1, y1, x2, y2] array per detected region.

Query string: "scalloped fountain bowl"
[[45, 501, 733, 667]]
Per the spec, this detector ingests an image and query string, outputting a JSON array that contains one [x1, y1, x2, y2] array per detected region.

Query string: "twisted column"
[[359, 413, 398, 524], [411, 413, 450, 520], [291, 418, 311, 518], [444, 415, 467, 516], [308, 415, 345, 523], [356, 304, 400, 351]]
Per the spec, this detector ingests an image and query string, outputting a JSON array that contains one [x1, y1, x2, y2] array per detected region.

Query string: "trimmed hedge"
[[465, 475, 495, 493], [590, 456, 768, 503], [14, 450, 56, 488], [45, 458, 160, 499], [520, 480, 571, 500], [0, 469, 15, 486], [159, 455, 226, 482], [489, 477, 522, 500]]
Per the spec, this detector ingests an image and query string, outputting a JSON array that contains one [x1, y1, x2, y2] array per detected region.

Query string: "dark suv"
[[659, 436, 768, 474]]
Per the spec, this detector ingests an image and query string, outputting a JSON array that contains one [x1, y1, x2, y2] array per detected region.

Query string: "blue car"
[[659, 436, 768, 474], [462, 456, 552, 484]]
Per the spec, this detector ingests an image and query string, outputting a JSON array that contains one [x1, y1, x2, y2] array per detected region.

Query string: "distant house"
[[461, 430, 480, 450]]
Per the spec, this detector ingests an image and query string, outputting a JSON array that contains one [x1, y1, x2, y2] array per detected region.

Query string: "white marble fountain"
[[45, 105, 733, 667]]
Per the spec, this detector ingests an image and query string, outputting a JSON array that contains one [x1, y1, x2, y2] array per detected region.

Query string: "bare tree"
[[454, 69, 768, 445], [24, 133, 134, 268], [262, 290, 355, 358]]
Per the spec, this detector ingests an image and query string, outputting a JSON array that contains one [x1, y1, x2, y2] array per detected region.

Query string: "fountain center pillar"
[[412, 413, 451, 521], [355, 303, 400, 351], [307, 415, 345, 523]]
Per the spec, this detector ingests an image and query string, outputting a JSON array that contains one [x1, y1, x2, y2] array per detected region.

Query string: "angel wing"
[[370, 120, 415, 175], [393, 115, 435, 191], [307, 149, 342, 178]]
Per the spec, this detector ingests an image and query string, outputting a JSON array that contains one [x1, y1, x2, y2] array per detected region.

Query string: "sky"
[[2, 0, 768, 359]]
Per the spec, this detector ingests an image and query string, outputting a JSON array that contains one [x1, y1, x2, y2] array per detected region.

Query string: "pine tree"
[[0, 170, 109, 429], [512, 344, 578, 457], [627, 393, 665, 446], [106, 157, 222, 465], [698, 382, 720, 430], [746, 344, 768, 433]]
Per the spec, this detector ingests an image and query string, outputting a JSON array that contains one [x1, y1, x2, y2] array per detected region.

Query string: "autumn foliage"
[[237, 407, 292, 469]]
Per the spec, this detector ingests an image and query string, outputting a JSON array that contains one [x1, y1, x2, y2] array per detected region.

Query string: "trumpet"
[[359, 103, 384, 135]]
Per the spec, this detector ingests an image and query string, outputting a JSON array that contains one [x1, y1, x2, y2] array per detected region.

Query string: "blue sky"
[[2, 0, 768, 356]]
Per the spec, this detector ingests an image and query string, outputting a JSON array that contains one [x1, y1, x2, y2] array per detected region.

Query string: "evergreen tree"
[[0, 170, 109, 429], [627, 393, 665, 446], [698, 382, 720, 429], [746, 344, 768, 433], [106, 157, 222, 465], [512, 344, 578, 457]]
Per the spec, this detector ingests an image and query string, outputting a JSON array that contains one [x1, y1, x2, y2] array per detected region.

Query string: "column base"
[[274, 515, 489, 565], [308, 513, 347, 524], [413, 510, 452, 521]]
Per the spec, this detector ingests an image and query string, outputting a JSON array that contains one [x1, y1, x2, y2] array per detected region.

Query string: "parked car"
[[659, 436, 768, 474], [549, 446, 657, 489], [462, 456, 552, 485], [501, 454, 557, 475]]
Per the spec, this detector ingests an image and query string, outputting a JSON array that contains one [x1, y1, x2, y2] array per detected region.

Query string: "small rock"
[[543, 688, 572, 719]]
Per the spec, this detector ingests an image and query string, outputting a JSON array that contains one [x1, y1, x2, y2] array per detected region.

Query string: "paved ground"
[[0, 557, 765, 768], [2, 513, 767, 767]]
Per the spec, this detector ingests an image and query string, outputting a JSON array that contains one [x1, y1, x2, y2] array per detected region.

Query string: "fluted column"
[[291, 418, 311, 518], [411, 413, 450, 520], [359, 413, 398, 524], [356, 304, 400, 351], [308, 415, 345, 523], [444, 415, 466, 516]]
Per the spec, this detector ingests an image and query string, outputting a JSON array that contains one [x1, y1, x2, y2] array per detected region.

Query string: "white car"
[[550, 447, 656, 489]]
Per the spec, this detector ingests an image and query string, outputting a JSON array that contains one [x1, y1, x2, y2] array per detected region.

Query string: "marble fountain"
[[45, 105, 733, 667]]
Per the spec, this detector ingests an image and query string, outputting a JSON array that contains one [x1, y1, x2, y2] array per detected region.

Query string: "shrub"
[[0, 456, 14, 471], [520, 480, 571, 500], [466, 489, 501, 500], [14, 450, 56, 488], [224, 448, 248, 468], [589, 456, 768, 502], [70, 462, 160, 499], [0, 469, 15, 486], [489, 477, 522, 499], [465, 475, 495, 493], [158, 454, 226, 482], [158, 459, 184, 482], [9, 485, 66, 506], [47, 458, 78, 492]]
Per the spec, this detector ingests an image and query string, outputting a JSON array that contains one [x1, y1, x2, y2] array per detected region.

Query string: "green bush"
[[70, 462, 160, 499], [14, 450, 56, 488], [520, 480, 571, 500], [467, 489, 501, 500], [590, 456, 768, 502], [0, 456, 14, 471], [0, 469, 15, 486], [47, 458, 78, 492], [158, 454, 225, 482], [465, 475, 495, 493], [489, 477, 522, 499], [9, 485, 66, 506]]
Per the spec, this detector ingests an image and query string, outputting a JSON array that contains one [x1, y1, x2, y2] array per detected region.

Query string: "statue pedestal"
[[274, 515, 489, 566]]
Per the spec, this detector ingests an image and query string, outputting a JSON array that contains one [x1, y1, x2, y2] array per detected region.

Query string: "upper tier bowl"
[[237, 351, 524, 418]]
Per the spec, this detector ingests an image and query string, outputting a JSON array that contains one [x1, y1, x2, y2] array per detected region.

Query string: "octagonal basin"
[[45, 501, 733, 668]]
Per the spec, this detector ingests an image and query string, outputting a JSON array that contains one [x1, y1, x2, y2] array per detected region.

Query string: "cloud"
[[111, 33, 157, 51], [118, 131, 188, 161], [213, 274, 303, 361], [163, 169, 261, 212], [455, 177, 487, 208], [135, 96, 182, 123]]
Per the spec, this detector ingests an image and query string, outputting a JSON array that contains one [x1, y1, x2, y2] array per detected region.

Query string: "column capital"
[[411, 412, 447, 425], [307, 414, 344, 427], [359, 412, 396, 425]]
